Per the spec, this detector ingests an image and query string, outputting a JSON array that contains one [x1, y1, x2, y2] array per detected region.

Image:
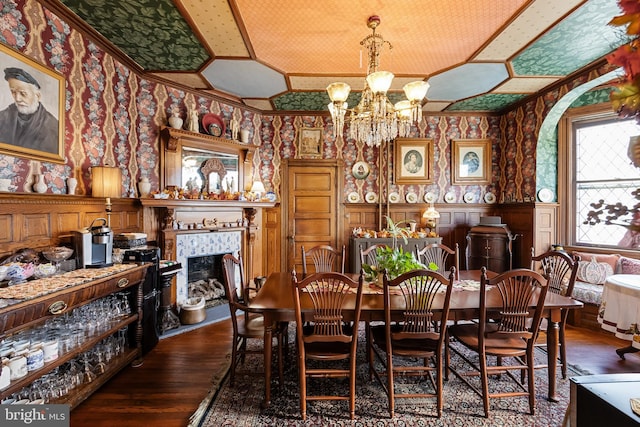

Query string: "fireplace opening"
[[186, 254, 229, 309]]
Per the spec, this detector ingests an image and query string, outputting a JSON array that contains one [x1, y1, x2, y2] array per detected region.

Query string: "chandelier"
[[326, 15, 430, 147]]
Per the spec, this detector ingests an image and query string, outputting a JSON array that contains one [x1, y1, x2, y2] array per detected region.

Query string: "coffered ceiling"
[[52, 0, 626, 113]]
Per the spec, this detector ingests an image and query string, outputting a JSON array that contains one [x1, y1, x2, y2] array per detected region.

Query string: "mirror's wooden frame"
[[160, 126, 256, 192]]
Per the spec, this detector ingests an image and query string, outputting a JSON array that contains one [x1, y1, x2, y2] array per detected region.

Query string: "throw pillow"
[[572, 251, 620, 272], [576, 257, 614, 285], [620, 256, 640, 274]]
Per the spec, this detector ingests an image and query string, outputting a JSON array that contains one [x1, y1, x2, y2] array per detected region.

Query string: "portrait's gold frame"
[[452, 139, 491, 185], [297, 127, 323, 159], [394, 138, 433, 184], [0, 42, 65, 163]]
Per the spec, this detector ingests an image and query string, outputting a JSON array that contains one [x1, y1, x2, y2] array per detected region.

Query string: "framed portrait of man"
[[0, 42, 65, 163], [394, 138, 434, 184], [452, 139, 492, 184]]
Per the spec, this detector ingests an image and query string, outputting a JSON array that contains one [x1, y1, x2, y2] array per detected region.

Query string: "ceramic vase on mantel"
[[168, 112, 183, 130], [138, 176, 151, 198], [67, 176, 78, 195], [239, 129, 249, 143], [33, 174, 47, 193]]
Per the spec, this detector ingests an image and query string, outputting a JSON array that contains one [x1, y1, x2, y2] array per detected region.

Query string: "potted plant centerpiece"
[[361, 216, 436, 284]]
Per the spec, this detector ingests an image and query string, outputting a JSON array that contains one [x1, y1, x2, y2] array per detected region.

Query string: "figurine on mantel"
[[230, 118, 239, 140], [186, 104, 199, 133]]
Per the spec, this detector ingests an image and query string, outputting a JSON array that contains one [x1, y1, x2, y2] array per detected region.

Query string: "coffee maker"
[[73, 217, 114, 268]]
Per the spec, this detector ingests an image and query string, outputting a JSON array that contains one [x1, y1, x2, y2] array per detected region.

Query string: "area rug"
[[195, 339, 578, 427]]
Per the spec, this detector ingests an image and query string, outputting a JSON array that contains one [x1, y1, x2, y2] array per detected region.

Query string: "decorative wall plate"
[[388, 192, 400, 203], [444, 191, 456, 203], [423, 192, 435, 203], [352, 161, 370, 180], [265, 192, 276, 202], [347, 191, 359, 203], [365, 192, 378, 203], [484, 192, 496, 204], [201, 113, 225, 137], [463, 192, 476, 203], [537, 188, 554, 203], [405, 192, 418, 203]]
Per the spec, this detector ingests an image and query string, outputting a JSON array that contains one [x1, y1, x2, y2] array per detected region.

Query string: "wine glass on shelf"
[[41, 247, 74, 274]]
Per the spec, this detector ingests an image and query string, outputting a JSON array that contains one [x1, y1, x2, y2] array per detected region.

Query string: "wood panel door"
[[282, 159, 344, 273]]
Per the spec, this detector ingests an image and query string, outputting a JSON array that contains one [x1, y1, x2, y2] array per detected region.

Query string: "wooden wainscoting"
[[499, 202, 559, 268], [263, 205, 281, 277], [0, 193, 142, 259]]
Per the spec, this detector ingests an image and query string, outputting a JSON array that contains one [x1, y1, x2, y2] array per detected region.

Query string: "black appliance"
[[124, 247, 160, 355]]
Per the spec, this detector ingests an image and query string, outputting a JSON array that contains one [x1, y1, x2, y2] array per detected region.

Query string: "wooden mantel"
[[141, 198, 275, 211], [140, 198, 275, 229]]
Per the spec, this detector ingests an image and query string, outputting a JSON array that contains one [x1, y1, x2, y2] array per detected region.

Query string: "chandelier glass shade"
[[326, 15, 430, 147]]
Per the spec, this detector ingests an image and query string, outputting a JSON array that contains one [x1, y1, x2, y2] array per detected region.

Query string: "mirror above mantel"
[[160, 126, 255, 192]]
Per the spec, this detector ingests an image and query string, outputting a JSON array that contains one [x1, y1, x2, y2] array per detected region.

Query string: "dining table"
[[249, 270, 584, 408]]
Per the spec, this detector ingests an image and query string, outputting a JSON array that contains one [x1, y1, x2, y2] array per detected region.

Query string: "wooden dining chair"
[[367, 267, 455, 418], [301, 244, 345, 275], [445, 267, 549, 417], [291, 270, 364, 420], [221, 254, 286, 386], [415, 243, 460, 280], [530, 247, 580, 378], [359, 243, 389, 269]]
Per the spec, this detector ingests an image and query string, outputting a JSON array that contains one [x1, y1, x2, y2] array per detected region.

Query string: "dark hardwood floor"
[[70, 318, 640, 427]]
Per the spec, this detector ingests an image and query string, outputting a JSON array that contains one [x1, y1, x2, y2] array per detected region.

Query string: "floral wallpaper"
[[0, 0, 616, 205]]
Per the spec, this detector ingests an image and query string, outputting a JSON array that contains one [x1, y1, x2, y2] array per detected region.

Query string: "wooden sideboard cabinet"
[[0, 263, 149, 409], [465, 225, 515, 273], [349, 237, 442, 273]]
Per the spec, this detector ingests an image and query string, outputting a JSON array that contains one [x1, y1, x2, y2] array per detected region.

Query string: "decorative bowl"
[[5, 263, 35, 283], [41, 247, 74, 264], [34, 263, 58, 279]]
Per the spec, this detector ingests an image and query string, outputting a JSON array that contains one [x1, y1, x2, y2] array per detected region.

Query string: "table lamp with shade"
[[91, 166, 122, 227], [250, 180, 266, 201], [422, 203, 440, 233]]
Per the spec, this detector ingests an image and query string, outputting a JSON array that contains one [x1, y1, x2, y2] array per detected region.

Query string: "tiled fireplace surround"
[[174, 230, 242, 305]]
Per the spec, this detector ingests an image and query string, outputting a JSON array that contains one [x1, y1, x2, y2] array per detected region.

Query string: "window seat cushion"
[[572, 280, 605, 306]]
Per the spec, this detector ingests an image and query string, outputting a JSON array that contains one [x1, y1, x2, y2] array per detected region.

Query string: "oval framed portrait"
[[352, 161, 370, 180]]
